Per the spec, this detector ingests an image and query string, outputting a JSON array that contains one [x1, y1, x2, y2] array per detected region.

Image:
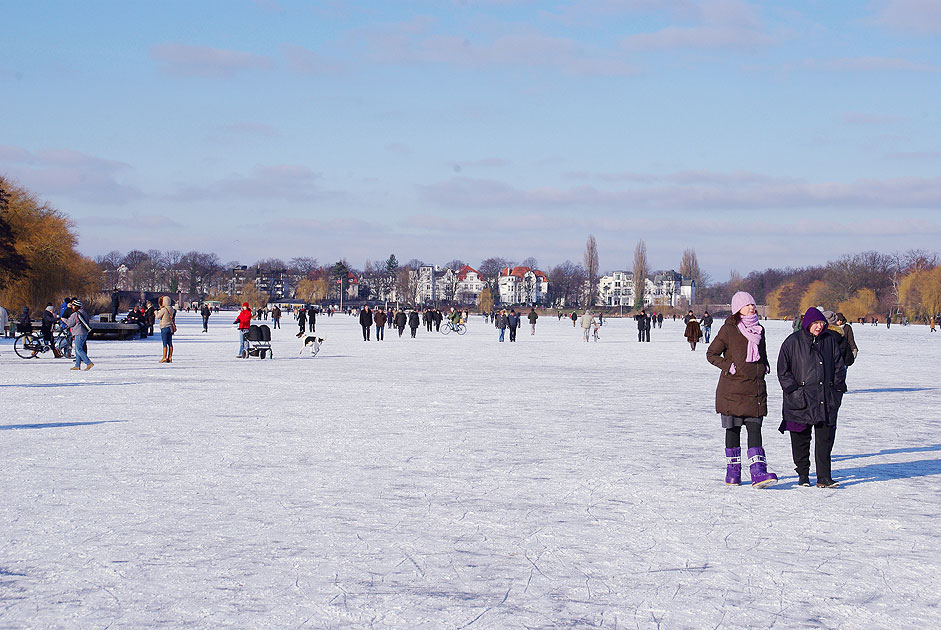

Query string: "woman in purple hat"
[[776, 307, 846, 488], [706, 291, 777, 488]]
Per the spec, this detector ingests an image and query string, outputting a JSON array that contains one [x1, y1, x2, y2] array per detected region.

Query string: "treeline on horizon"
[[2, 176, 940, 321]]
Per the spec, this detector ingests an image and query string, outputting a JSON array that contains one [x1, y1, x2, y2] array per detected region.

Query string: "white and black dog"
[[297, 332, 325, 357]]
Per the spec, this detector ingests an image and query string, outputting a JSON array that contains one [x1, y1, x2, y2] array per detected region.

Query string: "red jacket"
[[234, 309, 252, 330]]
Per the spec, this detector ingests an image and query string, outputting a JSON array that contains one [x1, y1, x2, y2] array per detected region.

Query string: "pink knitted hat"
[[730, 291, 756, 315]]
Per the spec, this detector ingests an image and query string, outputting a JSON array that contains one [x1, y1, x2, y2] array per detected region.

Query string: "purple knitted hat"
[[801, 307, 827, 331], [730, 291, 756, 315]]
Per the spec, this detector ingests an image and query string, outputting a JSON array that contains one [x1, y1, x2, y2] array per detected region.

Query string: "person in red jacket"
[[233, 302, 252, 358]]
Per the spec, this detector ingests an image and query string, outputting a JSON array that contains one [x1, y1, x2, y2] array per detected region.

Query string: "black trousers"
[[509, 327, 517, 341], [725, 422, 762, 449], [790, 424, 833, 481], [638, 329, 650, 342], [361, 324, 370, 341]]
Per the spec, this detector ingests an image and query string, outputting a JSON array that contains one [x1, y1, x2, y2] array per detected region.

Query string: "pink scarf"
[[737, 314, 763, 363]]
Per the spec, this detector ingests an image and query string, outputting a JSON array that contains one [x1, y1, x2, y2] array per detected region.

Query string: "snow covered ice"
[[1, 314, 939, 628]]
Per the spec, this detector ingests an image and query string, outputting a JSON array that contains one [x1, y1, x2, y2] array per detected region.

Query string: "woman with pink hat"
[[706, 291, 778, 488]]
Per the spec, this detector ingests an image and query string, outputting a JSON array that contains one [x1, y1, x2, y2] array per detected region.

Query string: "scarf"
[[737, 313, 762, 363]]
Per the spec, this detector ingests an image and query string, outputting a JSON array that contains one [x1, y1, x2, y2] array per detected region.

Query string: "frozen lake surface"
[[1, 312, 939, 628]]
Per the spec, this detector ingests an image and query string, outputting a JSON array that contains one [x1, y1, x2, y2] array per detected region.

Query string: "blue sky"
[[2, 0, 939, 278]]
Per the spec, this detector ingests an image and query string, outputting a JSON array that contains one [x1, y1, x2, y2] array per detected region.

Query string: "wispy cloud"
[[0, 145, 141, 204], [151, 44, 275, 78], [79, 215, 182, 229], [419, 172, 941, 211], [166, 164, 329, 203], [843, 111, 905, 125], [356, 17, 639, 75], [282, 44, 346, 75], [803, 56, 941, 72], [873, 0, 941, 35], [620, 0, 776, 51]]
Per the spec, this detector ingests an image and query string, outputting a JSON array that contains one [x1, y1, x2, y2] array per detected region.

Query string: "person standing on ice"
[[580, 310, 594, 342], [495, 309, 508, 342], [706, 291, 777, 488], [233, 302, 252, 358], [373, 307, 386, 340], [198, 303, 210, 332], [635, 309, 651, 342], [777, 307, 845, 488], [394, 308, 407, 337], [507, 309, 521, 342], [407, 309, 420, 338], [156, 296, 176, 363], [702, 310, 713, 343], [296, 307, 307, 337], [66, 300, 94, 371], [359, 305, 373, 341], [684, 313, 702, 350], [528, 307, 538, 335]]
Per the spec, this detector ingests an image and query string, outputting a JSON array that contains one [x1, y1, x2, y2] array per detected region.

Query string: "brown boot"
[[159, 347, 168, 363], [167, 347, 173, 363]]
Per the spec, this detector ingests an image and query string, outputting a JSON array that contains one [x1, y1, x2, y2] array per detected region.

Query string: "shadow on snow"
[[0, 420, 126, 431]]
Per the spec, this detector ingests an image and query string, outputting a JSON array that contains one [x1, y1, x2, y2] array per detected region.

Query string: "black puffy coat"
[[408, 311, 420, 329], [359, 309, 373, 327], [777, 328, 846, 427]]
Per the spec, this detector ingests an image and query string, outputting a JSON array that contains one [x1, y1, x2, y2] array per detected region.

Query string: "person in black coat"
[[296, 307, 307, 337], [407, 309, 420, 338], [200, 303, 211, 332], [110, 288, 120, 319], [635, 310, 651, 342], [507, 309, 521, 342], [41, 304, 59, 353], [394, 309, 407, 337], [777, 307, 846, 488], [307, 305, 317, 332], [359, 306, 373, 341]]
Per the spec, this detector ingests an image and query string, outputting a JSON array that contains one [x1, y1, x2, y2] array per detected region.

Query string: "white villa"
[[597, 270, 695, 307], [498, 266, 550, 305]]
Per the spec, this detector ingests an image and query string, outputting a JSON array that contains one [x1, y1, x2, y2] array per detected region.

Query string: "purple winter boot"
[[747, 447, 778, 488], [725, 447, 741, 485]]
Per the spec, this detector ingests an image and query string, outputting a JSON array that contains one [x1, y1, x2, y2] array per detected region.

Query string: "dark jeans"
[[272, 318, 280, 329], [410, 326, 417, 338], [638, 329, 650, 342], [202, 316, 209, 331], [509, 327, 517, 341], [376, 325, 384, 340], [790, 424, 833, 482], [362, 324, 370, 341]]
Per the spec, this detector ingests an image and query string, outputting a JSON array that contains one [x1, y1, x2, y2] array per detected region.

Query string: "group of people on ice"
[[707, 291, 856, 489]]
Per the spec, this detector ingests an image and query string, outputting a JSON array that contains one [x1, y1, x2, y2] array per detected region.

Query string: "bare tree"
[[478, 257, 512, 300], [521, 256, 539, 270], [444, 259, 466, 271], [289, 257, 319, 276], [633, 240, 649, 309], [584, 235, 599, 306]]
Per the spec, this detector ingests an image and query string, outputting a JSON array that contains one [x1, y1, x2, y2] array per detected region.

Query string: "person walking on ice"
[[706, 291, 777, 488]]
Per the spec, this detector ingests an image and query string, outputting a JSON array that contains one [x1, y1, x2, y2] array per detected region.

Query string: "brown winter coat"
[[706, 316, 769, 418], [684, 319, 702, 343], [373, 310, 387, 327]]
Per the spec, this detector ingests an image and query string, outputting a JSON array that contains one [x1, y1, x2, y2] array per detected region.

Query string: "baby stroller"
[[245, 324, 273, 359]]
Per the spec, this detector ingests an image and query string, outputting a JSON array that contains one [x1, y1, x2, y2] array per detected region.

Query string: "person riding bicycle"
[[448, 308, 461, 327]]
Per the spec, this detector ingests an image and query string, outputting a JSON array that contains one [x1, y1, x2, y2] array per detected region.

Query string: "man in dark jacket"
[[495, 309, 508, 342], [528, 307, 538, 335], [307, 305, 317, 332], [507, 309, 521, 342], [200, 303, 211, 332], [635, 310, 651, 342], [359, 306, 373, 341], [110, 288, 120, 319], [373, 307, 386, 340], [777, 307, 846, 488], [394, 309, 407, 337], [41, 305, 60, 356], [407, 309, 420, 338], [835, 312, 857, 365], [702, 311, 714, 343]]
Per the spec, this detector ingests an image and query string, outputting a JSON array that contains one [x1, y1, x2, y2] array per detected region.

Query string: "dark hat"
[[801, 307, 826, 331]]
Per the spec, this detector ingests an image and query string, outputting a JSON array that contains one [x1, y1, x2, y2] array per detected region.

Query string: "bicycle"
[[14, 329, 71, 359], [592, 321, 601, 342], [440, 320, 466, 335]]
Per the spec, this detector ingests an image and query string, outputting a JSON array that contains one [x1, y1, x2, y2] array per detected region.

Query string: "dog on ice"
[[297, 332, 325, 356]]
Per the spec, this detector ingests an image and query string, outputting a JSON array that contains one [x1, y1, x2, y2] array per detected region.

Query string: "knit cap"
[[730, 291, 756, 315], [801, 307, 827, 331]]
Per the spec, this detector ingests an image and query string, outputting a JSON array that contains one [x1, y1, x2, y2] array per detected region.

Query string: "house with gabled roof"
[[498, 266, 549, 305]]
